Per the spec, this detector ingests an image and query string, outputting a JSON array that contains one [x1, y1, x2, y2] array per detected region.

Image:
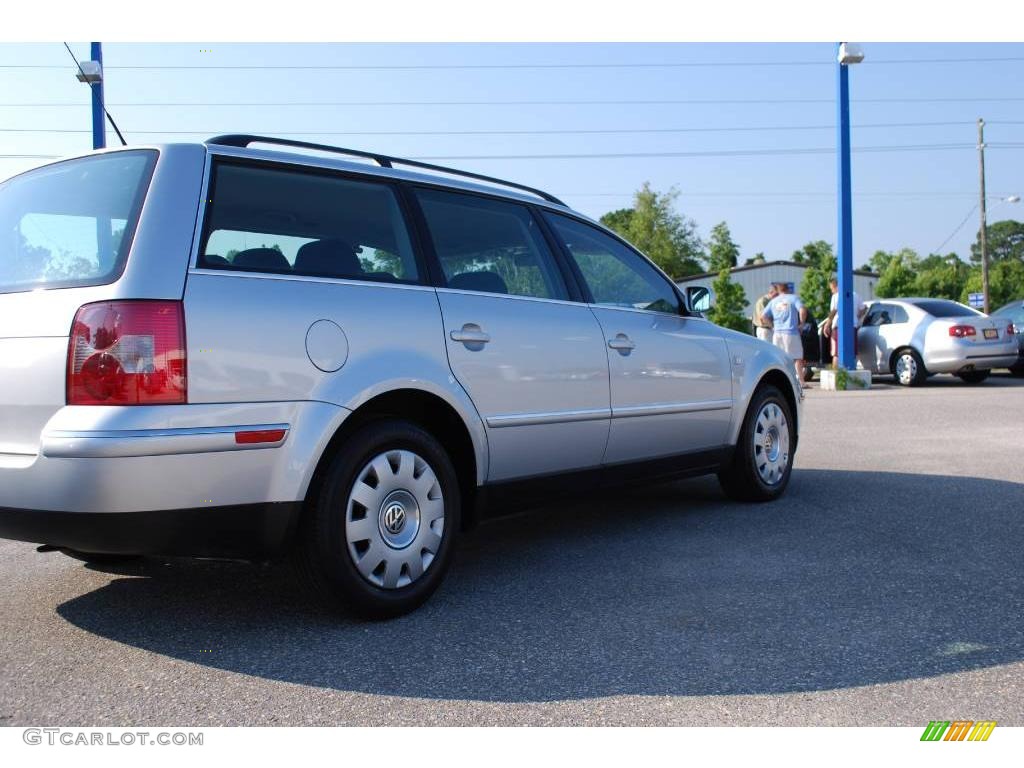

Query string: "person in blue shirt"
[[761, 283, 808, 383]]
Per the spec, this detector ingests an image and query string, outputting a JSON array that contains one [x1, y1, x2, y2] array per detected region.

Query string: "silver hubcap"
[[345, 449, 444, 590], [753, 402, 790, 486], [896, 353, 916, 385]]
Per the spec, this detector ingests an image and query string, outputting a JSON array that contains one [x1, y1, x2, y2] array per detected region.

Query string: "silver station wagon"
[[0, 136, 801, 617]]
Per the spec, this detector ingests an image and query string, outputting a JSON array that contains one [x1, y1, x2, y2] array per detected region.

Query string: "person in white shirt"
[[824, 277, 866, 365]]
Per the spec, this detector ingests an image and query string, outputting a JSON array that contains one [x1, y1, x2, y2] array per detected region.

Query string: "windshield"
[[0, 150, 157, 294], [913, 299, 982, 318]]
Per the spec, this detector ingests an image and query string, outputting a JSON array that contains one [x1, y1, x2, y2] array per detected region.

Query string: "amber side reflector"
[[234, 429, 286, 445]]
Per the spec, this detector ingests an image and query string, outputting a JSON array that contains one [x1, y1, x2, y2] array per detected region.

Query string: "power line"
[[403, 143, 985, 161], [2, 56, 1024, 71], [933, 204, 980, 254], [0, 120, 981, 137], [4, 97, 1024, 108], [6, 142, 1021, 164]]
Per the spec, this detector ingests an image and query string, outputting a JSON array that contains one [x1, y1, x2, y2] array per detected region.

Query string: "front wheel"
[[957, 370, 990, 384], [718, 384, 795, 502], [296, 419, 460, 619]]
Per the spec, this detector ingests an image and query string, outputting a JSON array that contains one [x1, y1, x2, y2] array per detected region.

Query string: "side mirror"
[[685, 285, 714, 315]]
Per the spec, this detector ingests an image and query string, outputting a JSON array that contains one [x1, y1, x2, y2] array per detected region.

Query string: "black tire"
[[717, 384, 795, 503], [296, 419, 460, 619], [892, 348, 927, 387], [957, 370, 991, 384]]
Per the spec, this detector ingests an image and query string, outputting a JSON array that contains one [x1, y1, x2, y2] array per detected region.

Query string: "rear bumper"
[[0, 502, 301, 558], [923, 339, 1020, 373], [0, 401, 348, 514]]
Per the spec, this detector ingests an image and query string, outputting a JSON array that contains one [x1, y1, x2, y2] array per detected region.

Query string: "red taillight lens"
[[948, 325, 976, 338], [67, 301, 187, 405]]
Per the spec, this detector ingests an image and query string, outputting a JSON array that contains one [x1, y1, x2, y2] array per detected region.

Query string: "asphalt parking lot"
[[2, 374, 1022, 726]]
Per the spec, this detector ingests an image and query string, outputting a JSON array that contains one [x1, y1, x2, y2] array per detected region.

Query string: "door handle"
[[450, 324, 491, 346], [608, 333, 636, 353]]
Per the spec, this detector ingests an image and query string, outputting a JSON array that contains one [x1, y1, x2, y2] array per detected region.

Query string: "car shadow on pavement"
[[56, 469, 1024, 703]]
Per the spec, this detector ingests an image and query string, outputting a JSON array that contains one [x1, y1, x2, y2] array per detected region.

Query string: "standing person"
[[752, 283, 778, 342], [824, 277, 866, 365], [761, 282, 808, 383]]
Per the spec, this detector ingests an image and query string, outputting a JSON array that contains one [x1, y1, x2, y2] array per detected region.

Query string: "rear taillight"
[[67, 301, 187, 405], [948, 325, 976, 338]]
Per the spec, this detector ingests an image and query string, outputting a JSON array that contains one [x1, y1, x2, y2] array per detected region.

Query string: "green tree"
[[961, 258, 1024, 308], [706, 221, 740, 273], [875, 248, 919, 298], [791, 240, 832, 266], [970, 219, 1024, 263], [599, 182, 704, 279], [707, 268, 750, 333], [744, 251, 767, 266], [913, 253, 971, 301], [793, 241, 835, 320]]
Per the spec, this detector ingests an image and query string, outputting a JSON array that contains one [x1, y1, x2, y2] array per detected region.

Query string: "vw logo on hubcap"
[[382, 503, 406, 535]]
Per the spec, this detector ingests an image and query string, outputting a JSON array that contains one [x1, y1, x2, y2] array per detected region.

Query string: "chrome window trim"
[[435, 286, 584, 307], [186, 268, 438, 293]]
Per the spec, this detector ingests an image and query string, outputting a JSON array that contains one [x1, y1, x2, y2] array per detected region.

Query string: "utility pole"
[[978, 118, 990, 314], [90, 42, 106, 150]]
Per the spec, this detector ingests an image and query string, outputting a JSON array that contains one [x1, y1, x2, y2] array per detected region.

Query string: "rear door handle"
[[450, 324, 491, 345], [608, 333, 636, 353]]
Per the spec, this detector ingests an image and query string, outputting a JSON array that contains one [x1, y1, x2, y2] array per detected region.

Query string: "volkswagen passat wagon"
[[0, 136, 801, 617]]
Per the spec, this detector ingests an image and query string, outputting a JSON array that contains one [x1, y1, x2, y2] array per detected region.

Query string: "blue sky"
[[2, 42, 1022, 269]]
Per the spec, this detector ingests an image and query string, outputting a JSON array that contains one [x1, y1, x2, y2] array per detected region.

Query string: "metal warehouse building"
[[676, 260, 880, 318]]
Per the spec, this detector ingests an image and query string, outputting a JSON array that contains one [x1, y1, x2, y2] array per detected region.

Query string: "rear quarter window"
[[914, 299, 981, 318], [0, 150, 157, 294], [198, 161, 420, 284]]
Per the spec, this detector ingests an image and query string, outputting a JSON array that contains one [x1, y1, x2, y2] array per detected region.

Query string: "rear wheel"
[[296, 419, 460, 619], [893, 348, 927, 387], [957, 370, 990, 384], [718, 384, 795, 502]]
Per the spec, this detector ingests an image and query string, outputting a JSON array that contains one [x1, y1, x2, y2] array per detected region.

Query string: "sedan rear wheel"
[[893, 348, 926, 387]]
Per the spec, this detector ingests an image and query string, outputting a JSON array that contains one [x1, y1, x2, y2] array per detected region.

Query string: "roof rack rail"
[[206, 134, 567, 207]]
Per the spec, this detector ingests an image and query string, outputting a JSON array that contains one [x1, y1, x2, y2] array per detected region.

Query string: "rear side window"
[[0, 150, 156, 294], [199, 162, 419, 284], [414, 188, 568, 301], [914, 299, 980, 318]]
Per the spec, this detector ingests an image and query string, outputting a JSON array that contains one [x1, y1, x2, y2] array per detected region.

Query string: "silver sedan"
[[857, 298, 1019, 386]]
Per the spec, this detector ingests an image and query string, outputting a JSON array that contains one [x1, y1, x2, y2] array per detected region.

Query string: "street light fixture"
[[836, 43, 864, 371]]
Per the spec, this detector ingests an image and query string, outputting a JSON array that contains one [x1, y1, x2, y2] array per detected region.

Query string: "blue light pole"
[[836, 43, 863, 370], [90, 42, 105, 150]]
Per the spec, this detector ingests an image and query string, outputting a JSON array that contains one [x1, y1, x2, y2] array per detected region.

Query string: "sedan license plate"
[[983, 328, 998, 339]]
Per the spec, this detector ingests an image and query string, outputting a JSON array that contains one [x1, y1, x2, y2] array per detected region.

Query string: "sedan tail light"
[[948, 325, 977, 338], [67, 301, 187, 405]]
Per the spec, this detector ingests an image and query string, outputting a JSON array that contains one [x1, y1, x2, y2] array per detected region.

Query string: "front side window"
[[0, 150, 156, 294], [199, 162, 419, 284], [545, 213, 680, 315], [414, 188, 568, 301]]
